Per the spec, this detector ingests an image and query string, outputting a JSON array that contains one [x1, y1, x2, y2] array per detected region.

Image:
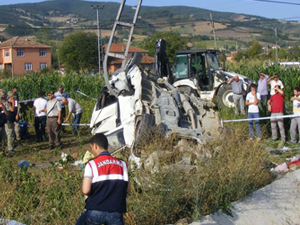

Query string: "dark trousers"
[[72, 113, 82, 135], [47, 117, 61, 147], [60, 107, 66, 131], [34, 116, 46, 142], [76, 210, 124, 225]]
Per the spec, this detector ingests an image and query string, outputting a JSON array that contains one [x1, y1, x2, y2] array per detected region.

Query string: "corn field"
[[0, 70, 105, 124], [228, 59, 300, 108]]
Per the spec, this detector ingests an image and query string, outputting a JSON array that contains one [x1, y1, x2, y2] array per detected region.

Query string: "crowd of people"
[[0, 86, 83, 156], [228, 73, 300, 146]]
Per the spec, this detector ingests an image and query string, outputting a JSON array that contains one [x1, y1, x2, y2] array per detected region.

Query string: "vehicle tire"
[[216, 84, 235, 108]]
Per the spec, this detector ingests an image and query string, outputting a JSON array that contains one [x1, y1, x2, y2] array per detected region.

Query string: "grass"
[[0, 65, 298, 224]]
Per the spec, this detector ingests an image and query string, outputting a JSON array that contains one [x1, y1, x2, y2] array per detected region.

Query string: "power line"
[[246, 0, 300, 6]]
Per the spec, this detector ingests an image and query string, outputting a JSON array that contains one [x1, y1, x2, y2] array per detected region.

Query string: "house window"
[[25, 63, 32, 71], [40, 63, 47, 70], [17, 49, 24, 57], [39, 49, 46, 57], [4, 50, 9, 57]]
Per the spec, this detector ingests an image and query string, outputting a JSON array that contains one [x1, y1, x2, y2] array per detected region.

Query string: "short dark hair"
[[294, 87, 300, 92], [89, 133, 108, 150], [250, 83, 257, 89], [13, 86, 17, 89], [39, 91, 45, 97]]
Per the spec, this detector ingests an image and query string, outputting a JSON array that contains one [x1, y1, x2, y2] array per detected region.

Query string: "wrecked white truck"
[[90, 0, 221, 152], [90, 52, 221, 151]]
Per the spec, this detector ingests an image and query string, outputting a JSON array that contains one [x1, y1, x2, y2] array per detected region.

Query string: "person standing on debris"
[[46, 91, 61, 149], [268, 74, 284, 96], [289, 87, 300, 143], [5, 91, 17, 156], [267, 85, 286, 146], [257, 72, 269, 108], [54, 86, 68, 131], [62, 97, 83, 135], [76, 133, 130, 225], [33, 91, 47, 142], [245, 83, 261, 141], [227, 75, 245, 116]]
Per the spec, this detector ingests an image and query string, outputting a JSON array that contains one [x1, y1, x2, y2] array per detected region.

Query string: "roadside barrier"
[[221, 114, 299, 127], [19, 90, 97, 103], [62, 123, 90, 127]]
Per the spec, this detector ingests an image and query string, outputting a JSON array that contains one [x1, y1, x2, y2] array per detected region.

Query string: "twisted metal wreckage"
[[89, 0, 221, 154]]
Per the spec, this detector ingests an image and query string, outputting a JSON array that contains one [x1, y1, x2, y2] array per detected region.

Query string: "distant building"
[[103, 43, 154, 73], [0, 37, 51, 75]]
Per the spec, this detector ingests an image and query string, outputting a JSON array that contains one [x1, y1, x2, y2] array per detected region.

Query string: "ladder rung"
[[116, 21, 134, 28], [107, 52, 126, 59]]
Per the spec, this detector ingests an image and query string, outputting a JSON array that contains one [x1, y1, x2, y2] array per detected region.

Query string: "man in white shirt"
[[245, 83, 261, 141], [62, 97, 83, 135], [268, 74, 284, 96], [33, 91, 47, 142], [290, 87, 300, 143]]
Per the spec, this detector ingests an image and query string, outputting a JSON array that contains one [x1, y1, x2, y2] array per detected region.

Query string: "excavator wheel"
[[216, 84, 235, 108]]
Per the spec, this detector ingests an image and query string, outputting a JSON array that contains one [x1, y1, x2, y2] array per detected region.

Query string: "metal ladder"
[[103, 0, 143, 97]]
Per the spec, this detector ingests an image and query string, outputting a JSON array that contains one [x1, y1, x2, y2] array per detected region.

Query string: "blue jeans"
[[72, 113, 82, 135], [76, 210, 124, 225], [248, 113, 261, 138]]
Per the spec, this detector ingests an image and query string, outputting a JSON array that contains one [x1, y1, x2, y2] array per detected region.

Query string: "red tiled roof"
[[103, 43, 148, 53], [110, 55, 155, 65], [0, 37, 51, 48]]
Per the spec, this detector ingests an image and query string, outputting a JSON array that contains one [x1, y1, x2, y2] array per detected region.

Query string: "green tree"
[[59, 31, 98, 71], [142, 31, 187, 64], [248, 41, 262, 58]]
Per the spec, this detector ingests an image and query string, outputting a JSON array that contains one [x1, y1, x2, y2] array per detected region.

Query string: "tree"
[[59, 31, 98, 71], [248, 41, 262, 58], [142, 31, 187, 65]]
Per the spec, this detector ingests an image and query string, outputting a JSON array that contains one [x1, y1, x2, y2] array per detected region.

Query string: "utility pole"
[[210, 13, 217, 50], [274, 27, 278, 62], [91, 5, 105, 76]]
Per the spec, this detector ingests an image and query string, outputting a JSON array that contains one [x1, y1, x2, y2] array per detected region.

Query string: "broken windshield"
[[174, 55, 188, 79], [206, 53, 220, 71]]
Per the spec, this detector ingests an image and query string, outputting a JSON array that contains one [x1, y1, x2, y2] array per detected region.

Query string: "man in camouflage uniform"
[[13, 92, 21, 145], [5, 91, 16, 156], [0, 90, 7, 154]]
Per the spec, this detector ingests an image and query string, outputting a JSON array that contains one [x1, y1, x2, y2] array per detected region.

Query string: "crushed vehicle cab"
[[90, 53, 221, 151]]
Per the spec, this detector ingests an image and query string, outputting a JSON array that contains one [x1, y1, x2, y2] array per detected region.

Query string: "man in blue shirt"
[[54, 86, 68, 131], [257, 72, 269, 108]]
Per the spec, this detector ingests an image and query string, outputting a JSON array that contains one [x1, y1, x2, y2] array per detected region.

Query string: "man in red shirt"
[[267, 85, 286, 145], [76, 133, 130, 225]]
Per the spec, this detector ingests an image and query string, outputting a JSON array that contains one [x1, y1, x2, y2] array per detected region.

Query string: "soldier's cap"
[[7, 91, 14, 98]]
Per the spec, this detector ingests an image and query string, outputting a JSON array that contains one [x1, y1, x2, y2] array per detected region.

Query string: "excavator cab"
[[173, 50, 224, 91]]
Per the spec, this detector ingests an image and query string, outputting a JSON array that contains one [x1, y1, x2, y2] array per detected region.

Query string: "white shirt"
[[293, 97, 300, 116], [246, 92, 261, 113], [33, 98, 47, 117], [270, 80, 284, 96]]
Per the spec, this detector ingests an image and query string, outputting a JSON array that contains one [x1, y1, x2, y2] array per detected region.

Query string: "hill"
[[0, 0, 300, 49]]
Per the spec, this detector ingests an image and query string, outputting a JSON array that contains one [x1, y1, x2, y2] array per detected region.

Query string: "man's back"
[[84, 152, 128, 213]]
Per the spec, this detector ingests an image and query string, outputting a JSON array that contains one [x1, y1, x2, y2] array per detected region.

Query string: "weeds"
[[127, 125, 272, 225]]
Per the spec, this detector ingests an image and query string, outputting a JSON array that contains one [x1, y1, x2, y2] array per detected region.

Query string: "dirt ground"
[[4, 126, 92, 168]]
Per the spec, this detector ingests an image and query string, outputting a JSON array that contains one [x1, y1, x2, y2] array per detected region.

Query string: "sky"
[[0, 0, 299, 20]]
